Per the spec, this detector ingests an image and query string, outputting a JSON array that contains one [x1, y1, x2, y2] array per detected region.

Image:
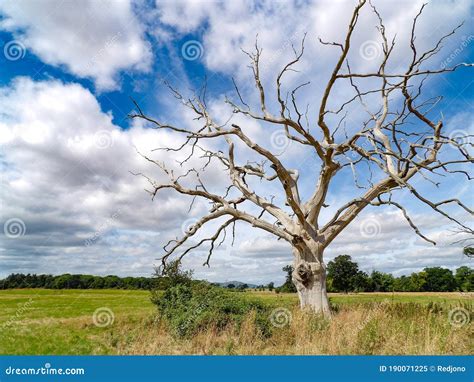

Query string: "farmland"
[[0, 289, 471, 355]]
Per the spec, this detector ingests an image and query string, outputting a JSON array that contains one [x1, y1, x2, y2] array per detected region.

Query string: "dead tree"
[[132, 0, 473, 316]]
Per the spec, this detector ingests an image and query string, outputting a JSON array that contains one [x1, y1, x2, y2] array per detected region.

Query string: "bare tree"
[[131, 0, 472, 316]]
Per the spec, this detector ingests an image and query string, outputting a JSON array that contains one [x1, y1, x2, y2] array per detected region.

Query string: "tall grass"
[[1, 290, 470, 355], [111, 301, 472, 355]]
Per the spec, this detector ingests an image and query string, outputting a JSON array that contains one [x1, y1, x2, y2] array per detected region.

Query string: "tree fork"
[[133, 0, 473, 316]]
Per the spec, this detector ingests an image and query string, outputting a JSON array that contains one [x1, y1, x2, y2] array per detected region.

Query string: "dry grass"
[[1, 290, 471, 355], [110, 302, 472, 355]]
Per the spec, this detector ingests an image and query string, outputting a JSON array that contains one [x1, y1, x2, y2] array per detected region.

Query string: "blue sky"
[[0, 0, 472, 284]]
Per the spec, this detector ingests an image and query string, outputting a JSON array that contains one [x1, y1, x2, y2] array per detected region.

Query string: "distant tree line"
[[0, 273, 156, 290], [1, 256, 472, 293], [273, 255, 472, 293], [324, 255, 471, 293]]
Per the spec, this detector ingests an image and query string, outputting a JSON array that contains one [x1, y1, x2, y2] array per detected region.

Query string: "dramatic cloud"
[[0, 77, 201, 276], [156, 0, 470, 78], [0, 0, 472, 283], [0, 0, 152, 90]]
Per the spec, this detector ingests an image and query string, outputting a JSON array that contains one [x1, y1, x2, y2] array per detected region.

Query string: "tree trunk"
[[291, 247, 331, 317]]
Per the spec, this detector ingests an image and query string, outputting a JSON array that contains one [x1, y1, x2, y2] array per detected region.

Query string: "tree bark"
[[291, 247, 331, 317]]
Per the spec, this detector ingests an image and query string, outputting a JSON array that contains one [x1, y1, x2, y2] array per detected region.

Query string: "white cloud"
[[156, 0, 214, 34], [0, 0, 472, 283], [325, 209, 472, 274], [0, 77, 209, 274], [0, 77, 283, 281], [0, 0, 152, 90], [155, 0, 470, 78]]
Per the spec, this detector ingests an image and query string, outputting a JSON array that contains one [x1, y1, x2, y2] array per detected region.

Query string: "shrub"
[[152, 281, 272, 338], [152, 260, 194, 290]]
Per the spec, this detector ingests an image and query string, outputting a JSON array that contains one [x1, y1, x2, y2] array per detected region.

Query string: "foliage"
[[1, 263, 472, 293], [152, 260, 194, 290], [327, 255, 359, 293], [408, 271, 427, 292], [370, 271, 394, 292], [422, 267, 456, 292], [463, 246, 474, 258], [0, 273, 156, 290], [278, 260, 472, 293], [152, 283, 271, 338], [352, 271, 371, 292], [150, 260, 272, 338], [454, 266, 473, 292], [277, 265, 297, 293]]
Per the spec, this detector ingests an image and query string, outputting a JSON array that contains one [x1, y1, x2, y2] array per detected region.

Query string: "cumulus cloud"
[[0, 0, 152, 90], [0, 77, 286, 281], [0, 77, 211, 276], [235, 209, 472, 282], [154, 0, 472, 180], [0, 0, 472, 283], [155, 0, 470, 78]]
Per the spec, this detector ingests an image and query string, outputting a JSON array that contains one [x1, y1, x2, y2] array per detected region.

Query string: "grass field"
[[0, 289, 471, 355]]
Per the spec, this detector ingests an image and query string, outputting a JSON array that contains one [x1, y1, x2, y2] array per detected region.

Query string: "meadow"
[[0, 289, 471, 355]]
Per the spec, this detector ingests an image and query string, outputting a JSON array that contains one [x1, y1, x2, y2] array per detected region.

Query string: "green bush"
[[151, 282, 272, 338]]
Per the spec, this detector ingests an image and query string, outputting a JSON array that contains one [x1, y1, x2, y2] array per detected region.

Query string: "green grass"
[[0, 289, 471, 355], [0, 289, 153, 354], [249, 290, 471, 307]]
